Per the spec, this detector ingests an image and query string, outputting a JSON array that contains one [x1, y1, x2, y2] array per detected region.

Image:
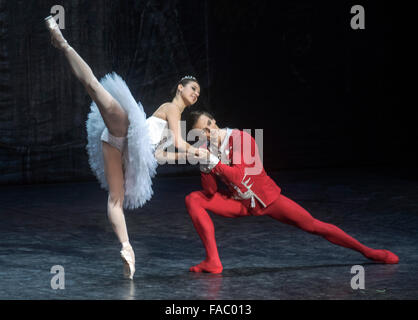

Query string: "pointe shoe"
[[120, 245, 136, 280], [44, 15, 70, 50]]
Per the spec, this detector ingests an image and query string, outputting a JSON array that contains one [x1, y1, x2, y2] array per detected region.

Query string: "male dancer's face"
[[193, 114, 221, 147]]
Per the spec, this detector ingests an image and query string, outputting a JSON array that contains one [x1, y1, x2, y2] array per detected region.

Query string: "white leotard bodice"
[[146, 116, 174, 149]]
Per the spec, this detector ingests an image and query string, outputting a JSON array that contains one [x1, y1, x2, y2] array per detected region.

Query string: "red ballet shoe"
[[368, 249, 399, 264], [189, 260, 223, 274], [380, 250, 399, 264]]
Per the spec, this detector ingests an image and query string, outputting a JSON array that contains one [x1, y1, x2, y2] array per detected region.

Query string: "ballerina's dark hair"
[[170, 76, 199, 98]]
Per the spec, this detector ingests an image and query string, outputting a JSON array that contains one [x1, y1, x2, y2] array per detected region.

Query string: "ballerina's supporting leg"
[[102, 141, 135, 278], [102, 142, 130, 244]]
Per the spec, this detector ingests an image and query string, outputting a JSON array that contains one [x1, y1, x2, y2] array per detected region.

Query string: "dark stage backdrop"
[[0, 0, 412, 185]]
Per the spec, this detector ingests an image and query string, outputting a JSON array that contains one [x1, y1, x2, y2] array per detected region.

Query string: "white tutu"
[[86, 72, 158, 210]]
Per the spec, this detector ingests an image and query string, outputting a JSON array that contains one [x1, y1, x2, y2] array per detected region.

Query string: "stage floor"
[[0, 167, 417, 300]]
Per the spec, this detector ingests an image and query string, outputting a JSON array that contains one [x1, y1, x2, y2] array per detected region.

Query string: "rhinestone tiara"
[[181, 75, 197, 82]]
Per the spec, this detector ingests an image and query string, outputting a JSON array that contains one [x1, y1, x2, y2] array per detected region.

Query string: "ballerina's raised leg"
[[45, 16, 135, 279]]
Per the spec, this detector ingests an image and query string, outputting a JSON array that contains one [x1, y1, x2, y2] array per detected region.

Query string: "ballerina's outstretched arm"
[[155, 149, 208, 165], [164, 103, 209, 160]]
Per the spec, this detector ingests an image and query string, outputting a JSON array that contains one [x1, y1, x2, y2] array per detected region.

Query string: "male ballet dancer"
[[185, 110, 399, 273]]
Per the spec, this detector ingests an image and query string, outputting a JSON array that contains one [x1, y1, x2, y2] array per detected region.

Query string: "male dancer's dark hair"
[[186, 110, 214, 134]]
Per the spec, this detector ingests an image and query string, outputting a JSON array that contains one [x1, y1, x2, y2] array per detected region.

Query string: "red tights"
[[185, 191, 399, 273]]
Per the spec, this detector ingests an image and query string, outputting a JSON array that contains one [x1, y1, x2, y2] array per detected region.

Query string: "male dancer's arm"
[[203, 131, 257, 190]]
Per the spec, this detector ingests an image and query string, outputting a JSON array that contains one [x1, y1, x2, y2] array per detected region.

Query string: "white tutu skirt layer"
[[86, 72, 158, 209]]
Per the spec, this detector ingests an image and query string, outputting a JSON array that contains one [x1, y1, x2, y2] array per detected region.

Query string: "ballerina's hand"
[[154, 148, 167, 162], [193, 148, 210, 164]]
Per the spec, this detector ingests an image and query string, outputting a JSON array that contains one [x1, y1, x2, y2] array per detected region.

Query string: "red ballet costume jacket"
[[185, 128, 399, 273]]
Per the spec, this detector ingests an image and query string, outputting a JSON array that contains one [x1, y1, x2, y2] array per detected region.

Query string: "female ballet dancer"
[[45, 16, 208, 279]]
